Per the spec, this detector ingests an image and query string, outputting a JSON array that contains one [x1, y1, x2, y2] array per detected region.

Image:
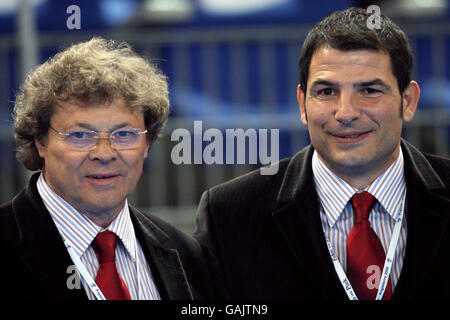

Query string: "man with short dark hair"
[[194, 7, 450, 300]]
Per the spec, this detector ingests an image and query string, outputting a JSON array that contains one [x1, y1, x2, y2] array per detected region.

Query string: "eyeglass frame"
[[48, 125, 148, 151]]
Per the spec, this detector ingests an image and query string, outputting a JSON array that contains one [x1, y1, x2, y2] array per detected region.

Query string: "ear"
[[34, 137, 46, 158], [297, 84, 308, 126], [401, 81, 420, 122], [143, 138, 153, 159]]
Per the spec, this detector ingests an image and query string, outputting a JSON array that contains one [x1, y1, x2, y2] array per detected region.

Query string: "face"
[[35, 98, 150, 224], [298, 47, 419, 186]]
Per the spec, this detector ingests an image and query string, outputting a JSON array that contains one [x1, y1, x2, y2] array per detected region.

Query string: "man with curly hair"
[[0, 37, 213, 300]]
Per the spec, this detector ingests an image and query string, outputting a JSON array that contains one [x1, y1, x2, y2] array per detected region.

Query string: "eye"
[[112, 130, 139, 144], [318, 88, 335, 96], [65, 131, 95, 147], [313, 87, 337, 99], [68, 131, 92, 139], [361, 87, 383, 97], [114, 130, 135, 138]]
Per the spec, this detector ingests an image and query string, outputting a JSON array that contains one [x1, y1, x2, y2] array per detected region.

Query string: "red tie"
[[92, 231, 132, 300], [346, 192, 392, 300]]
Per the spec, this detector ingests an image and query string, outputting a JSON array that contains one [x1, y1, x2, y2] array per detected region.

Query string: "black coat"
[[0, 173, 214, 300], [194, 139, 450, 299]]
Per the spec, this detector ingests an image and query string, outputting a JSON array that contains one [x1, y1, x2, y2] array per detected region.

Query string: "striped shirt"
[[37, 173, 160, 300], [312, 149, 407, 290]]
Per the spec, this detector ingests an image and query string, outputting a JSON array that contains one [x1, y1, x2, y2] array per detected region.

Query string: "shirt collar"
[[312, 148, 406, 227], [36, 173, 138, 261]]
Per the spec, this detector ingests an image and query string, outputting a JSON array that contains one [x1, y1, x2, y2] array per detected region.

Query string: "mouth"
[[85, 173, 120, 185], [331, 131, 372, 144]]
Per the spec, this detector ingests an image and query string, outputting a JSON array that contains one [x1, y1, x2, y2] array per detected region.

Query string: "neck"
[[78, 203, 127, 228], [82, 210, 120, 228], [317, 146, 401, 190]]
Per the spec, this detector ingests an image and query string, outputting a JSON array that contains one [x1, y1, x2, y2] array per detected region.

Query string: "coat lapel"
[[130, 208, 194, 300], [393, 140, 450, 299], [13, 173, 87, 300], [272, 146, 348, 299]]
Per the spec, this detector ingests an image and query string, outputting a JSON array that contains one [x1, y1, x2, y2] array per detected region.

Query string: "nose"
[[88, 137, 117, 163], [334, 92, 360, 125]]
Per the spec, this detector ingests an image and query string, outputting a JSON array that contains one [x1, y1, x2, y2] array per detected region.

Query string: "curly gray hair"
[[13, 37, 170, 170]]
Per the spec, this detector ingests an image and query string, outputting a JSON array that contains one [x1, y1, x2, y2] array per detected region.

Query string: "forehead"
[[307, 46, 395, 84], [51, 97, 144, 129]]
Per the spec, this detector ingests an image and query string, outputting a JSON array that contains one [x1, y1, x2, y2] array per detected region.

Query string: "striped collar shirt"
[[37, 173, 160, 300], [312, 149, 407, 290]]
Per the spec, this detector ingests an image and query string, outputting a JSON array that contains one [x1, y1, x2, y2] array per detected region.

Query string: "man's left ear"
[[143, 137, 153, 159], [34, 137, 46, 158], [401, 81, 420, 122]]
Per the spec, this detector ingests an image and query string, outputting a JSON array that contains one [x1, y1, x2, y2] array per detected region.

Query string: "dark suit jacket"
[[0, 173, 214, 300], [194, 139, 450, 299]]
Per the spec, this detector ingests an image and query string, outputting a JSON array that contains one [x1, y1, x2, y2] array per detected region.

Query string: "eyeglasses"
[[49, 126, 148, 151]]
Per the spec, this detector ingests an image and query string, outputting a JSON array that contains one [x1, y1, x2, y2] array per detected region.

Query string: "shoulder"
[[0, 199, 14, 217], [0, 192, 32, 289], [402, 139, 450, 190], [0, 190, 26, 244], [201, 144, 315, 212], [205, 158, 292, 209], [130, 207, 202, 254], [130, 207, 216, 298], [401, 140, 449, 202], [0, 200, 17, 244], [422, 152, 450, 186]]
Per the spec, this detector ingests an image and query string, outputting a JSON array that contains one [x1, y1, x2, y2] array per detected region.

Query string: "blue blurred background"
[[1, 0, 449, 231]]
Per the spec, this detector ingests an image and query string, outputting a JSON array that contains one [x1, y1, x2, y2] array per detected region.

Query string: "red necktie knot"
[[93, 231, 117, 264], [351, 191, 376, 223]]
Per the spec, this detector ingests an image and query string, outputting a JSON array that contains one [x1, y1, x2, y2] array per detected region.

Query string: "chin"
[[84, 196, 126, 212], [327, 154, 372, 172]]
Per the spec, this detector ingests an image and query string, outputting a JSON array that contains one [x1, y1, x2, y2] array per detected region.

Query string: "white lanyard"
[[61, 235, 106, 300], [324, 193, 406, 300]]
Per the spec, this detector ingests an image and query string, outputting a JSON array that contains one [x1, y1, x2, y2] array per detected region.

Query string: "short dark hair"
[[298, 7, 413, 94]]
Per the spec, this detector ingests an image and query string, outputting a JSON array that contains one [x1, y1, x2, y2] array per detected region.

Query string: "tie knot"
[[93, 231, 117, 264], [351, 191, 376, 222]]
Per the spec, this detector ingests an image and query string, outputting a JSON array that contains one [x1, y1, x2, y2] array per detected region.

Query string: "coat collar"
[[393, 139, 449, 299], [273, 144, 347, 299], [276, 144, 315, 205], [401, 139, 446, 192], [13, 173, 193, 300], [130, 207, 194, 300], [12, 173, 87, 299]]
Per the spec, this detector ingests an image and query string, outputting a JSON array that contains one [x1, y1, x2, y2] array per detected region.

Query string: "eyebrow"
[[309, 78, 391, 92], [355, 79, 392, 92], [76, 122, 131, 131], [310, 79, 336, 88]]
